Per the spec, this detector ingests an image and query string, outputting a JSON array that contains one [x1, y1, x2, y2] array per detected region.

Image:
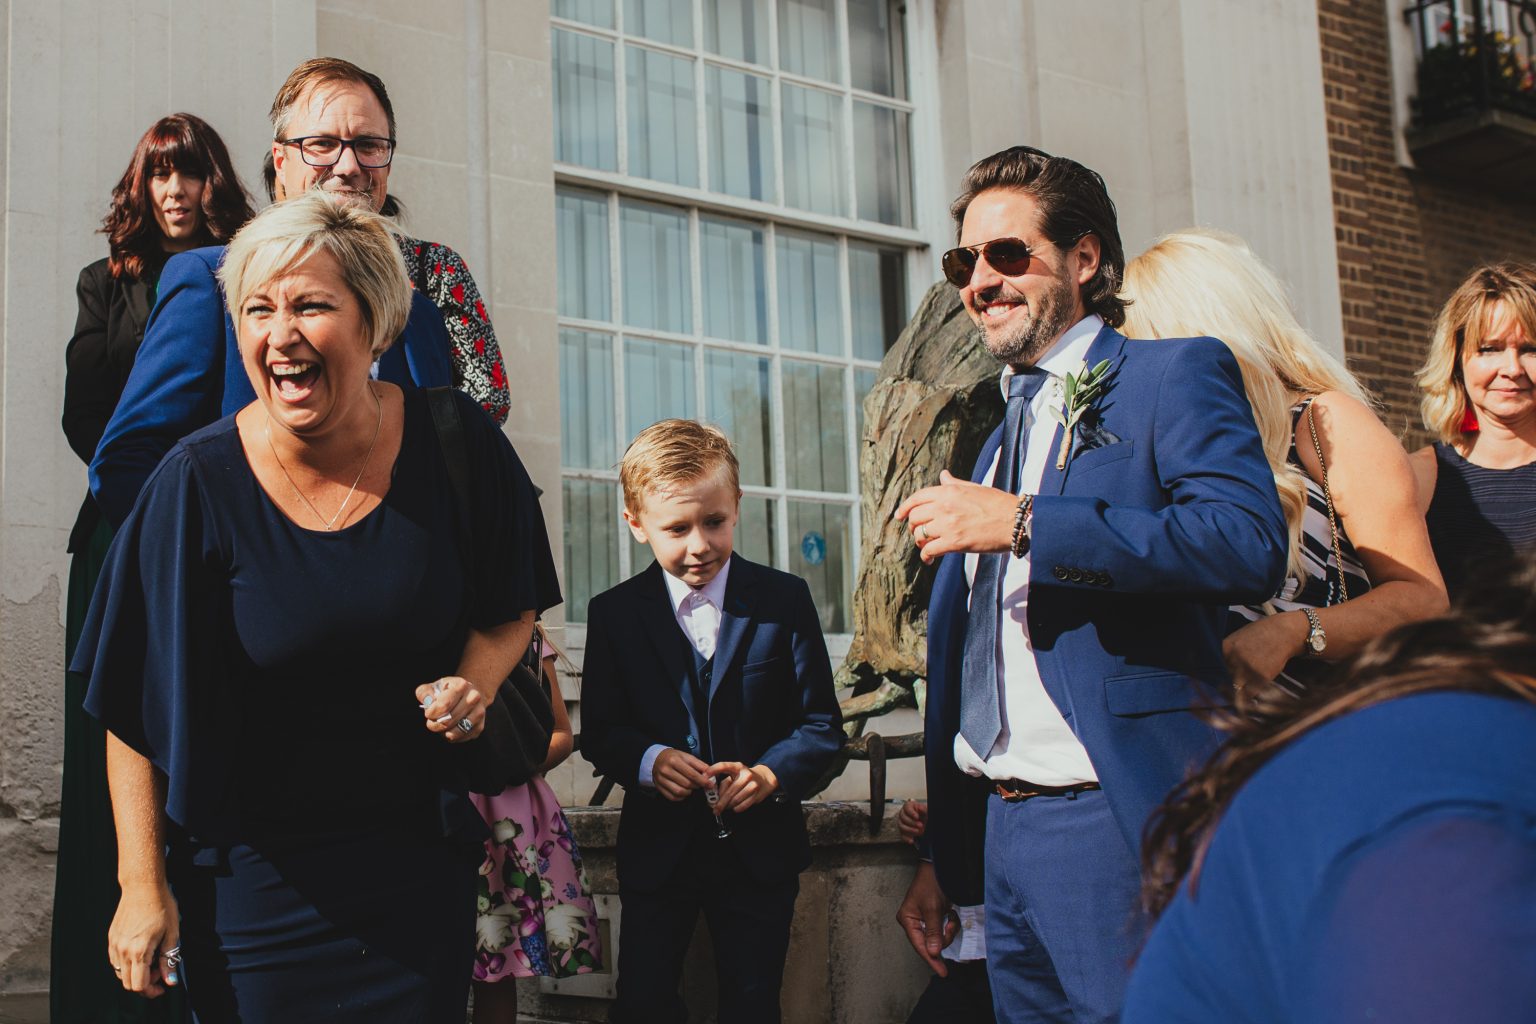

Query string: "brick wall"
[[1318, 0, 1536, 446]]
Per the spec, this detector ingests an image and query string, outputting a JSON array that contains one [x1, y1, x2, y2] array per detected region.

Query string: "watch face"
[[1308, 630, 1327, 653]]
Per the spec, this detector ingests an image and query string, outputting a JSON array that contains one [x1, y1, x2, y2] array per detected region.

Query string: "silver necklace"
[[264, 385, 384, 531]]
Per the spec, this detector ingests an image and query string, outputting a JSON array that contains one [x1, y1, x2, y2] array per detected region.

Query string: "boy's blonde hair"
[[620, 419, 740, 514], [1417, 262, 1536, 443]]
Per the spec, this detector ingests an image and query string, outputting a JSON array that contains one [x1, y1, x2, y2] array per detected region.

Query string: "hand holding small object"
[[415, 677, 484, 743]]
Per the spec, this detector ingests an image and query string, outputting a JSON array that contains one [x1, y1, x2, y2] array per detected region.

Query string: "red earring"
[[1460, 406, 1480, 432]]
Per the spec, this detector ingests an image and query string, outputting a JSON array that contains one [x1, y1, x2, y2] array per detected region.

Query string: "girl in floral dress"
[[470, 626, 603, 1023]]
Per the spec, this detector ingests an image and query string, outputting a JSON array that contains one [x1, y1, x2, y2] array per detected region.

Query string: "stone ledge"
[[563, 800, 907, 850]]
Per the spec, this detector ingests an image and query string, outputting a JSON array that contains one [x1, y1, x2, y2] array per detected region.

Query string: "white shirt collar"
[[998, 313, 1104, 397], [662, 556, 731, 616]]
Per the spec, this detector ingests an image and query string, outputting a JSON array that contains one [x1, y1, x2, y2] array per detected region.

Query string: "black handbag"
[[425, 387, 554, 794]]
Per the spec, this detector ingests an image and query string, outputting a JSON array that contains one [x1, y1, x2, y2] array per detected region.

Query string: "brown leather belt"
[[993, 780, 1101, 802]]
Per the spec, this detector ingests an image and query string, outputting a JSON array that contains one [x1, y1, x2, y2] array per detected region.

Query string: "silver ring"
[[162, 945, 182, 969], [457, 717, 474, 734], [112, 964, 122, 974], [916, 523, 928, 542]]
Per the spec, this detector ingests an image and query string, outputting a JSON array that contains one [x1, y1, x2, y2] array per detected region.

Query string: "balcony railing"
[[1404, 0, 1536, 192]]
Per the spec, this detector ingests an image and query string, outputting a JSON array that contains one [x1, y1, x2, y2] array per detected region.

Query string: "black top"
[[62, 255, 165, 550], [72, 388, 561, 844], [1426, 441, 1536, 601]]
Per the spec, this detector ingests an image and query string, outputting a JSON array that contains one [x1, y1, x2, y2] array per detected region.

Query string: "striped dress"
[[1425, 442, 1536, 602], [1231, 398, 1371, 695]]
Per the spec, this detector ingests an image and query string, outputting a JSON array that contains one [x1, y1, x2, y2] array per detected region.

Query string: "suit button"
[[686, 735, 698, 751], [1068, 568, 1083, 583], [1053, 566, 1069, 581]]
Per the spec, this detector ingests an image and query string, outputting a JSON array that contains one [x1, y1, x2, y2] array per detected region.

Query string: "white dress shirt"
[[953, 315, 1102, 785], [638, 561, 732, 786]]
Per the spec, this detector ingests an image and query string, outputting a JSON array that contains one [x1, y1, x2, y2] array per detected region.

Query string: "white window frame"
[[553, 0, 943, 640]]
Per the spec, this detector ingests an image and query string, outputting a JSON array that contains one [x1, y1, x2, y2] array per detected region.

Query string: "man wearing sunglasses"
[[90, 58, 509, 528], [893, 146, 1287, 1024]]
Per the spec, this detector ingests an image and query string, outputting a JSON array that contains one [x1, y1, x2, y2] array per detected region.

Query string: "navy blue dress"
[[1124, 692, 1536, 1023], [72, 388, 560, 1023]]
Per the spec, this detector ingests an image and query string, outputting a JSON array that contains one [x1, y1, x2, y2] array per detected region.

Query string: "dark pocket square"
[[1073, 421, 1122, 455]]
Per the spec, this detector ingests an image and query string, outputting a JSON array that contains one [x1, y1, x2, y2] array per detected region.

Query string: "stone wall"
[[1318, 0, 1536, 443]]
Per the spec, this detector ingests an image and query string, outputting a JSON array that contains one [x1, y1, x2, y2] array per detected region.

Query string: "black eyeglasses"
[[941, 237, 1035, 287], [280, 136, 396, 169]]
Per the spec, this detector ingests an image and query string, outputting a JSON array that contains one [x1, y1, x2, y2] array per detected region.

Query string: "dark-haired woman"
[[1124, 555, 1536, 1023], [54, 112, 251, 1024]]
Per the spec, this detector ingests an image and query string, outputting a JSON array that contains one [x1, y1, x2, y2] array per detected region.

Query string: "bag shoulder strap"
[[425, 386, 473, 545], [1306, 399, 1349, 604]]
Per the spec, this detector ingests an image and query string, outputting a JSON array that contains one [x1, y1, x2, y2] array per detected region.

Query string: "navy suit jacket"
[[89, 244, 454, 528], [581, 555, 844, 891], [924, 325, 1288, 905]]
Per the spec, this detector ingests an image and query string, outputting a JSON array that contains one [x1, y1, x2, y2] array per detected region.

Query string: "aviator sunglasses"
[[941, 237, 1035, 287]]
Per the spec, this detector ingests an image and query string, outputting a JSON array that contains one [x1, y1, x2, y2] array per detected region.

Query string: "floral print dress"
[[468, 641, 603, 982]]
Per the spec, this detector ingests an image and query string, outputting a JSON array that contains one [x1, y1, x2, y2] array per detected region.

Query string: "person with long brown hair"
[[1125, 554, 1536, 1023], [55, 111, 251, 1024], [1411, 262, 1536, 601]]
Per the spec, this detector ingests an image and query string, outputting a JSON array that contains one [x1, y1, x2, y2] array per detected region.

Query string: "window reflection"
[[625, 337, 697, 438], [624, 0, 691, 46], [560, 329, 617, 470], [853, 102, 912, 226], [705, 351, 773, 486], [554, 0, 615, 29], [777, 230, 842, 356], [783, 360, 848, 492], [782, 85, 845, 217], [789, 500, 851, 633], [701, 216, 768, 344], [706, 67, 775, 202], [854, 367, 878, 445], [705, 0, 770, 64], [621, 200, 691, 333], [848, 0, 907, 98], [557, 189, 611, 322], [737, 496, 779, 568], [553, 30, 618, 171], [848, 242, 907, 360], [626, 46, 698, 187], [778, 0, 841, 83], [564, 479, 621, 622]]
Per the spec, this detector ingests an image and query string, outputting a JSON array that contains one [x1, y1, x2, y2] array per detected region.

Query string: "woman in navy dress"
[[1411, 263, 1536, 601], [56, 111, 250, 1024], [70, 192, 559, 1022], [1126, 556, 1536, 1023]]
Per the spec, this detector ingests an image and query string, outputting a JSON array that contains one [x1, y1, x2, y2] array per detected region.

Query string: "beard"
[[976, 274, 1080, 368]]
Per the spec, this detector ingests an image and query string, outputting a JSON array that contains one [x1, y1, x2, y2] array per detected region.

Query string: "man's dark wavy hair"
[[949, 146, 1126, 328]]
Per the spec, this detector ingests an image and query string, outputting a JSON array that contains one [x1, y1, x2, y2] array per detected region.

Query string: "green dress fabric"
[[52, 518, 188, 1023]]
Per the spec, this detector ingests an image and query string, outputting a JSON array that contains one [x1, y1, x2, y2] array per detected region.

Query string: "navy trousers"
[[611, 813, 799, 1024], [983, 789, 1143, 1024]]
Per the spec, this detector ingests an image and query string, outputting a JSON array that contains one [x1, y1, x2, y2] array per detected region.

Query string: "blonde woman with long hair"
[[1410, 263, 1536, 601], [1121, 230, 1446, 697]]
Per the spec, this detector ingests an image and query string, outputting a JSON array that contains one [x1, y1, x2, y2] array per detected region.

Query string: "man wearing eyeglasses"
[[892, 147, 1287, 1024], [90, 57, 510, 528]]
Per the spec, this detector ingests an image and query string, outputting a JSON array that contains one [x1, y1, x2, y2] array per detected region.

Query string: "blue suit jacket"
[[924, 325, 1288, 905], [89, 245, 454, 528], [580, 555, 845, 890]]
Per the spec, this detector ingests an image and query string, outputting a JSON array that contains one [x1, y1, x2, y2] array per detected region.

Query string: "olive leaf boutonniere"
[[1049, 358, 1114, 470]]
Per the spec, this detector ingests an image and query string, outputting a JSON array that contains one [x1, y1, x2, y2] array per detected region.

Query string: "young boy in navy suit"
[[581, 419, 844, 1024]]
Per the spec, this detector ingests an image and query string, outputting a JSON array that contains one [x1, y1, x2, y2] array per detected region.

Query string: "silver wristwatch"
[[1302, 608, 1327, 657]]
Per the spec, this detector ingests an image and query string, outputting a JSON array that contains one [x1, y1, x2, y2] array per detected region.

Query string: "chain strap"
[[1306, 400, 1348, 605]]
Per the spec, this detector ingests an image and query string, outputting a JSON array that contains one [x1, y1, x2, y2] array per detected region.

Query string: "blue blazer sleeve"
[[1029, 337, 1287, 603], [751, 578, 843, 801], [90, 249, 227, 529]]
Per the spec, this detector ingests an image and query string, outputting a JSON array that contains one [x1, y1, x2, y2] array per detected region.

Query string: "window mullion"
[[608, 189, 630, 581], [837, 0, 856, 219], [614, 15, 630, 177]]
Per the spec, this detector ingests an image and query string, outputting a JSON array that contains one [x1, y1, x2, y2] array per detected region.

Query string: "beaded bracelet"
[[1010, 494, 1034, 558]]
